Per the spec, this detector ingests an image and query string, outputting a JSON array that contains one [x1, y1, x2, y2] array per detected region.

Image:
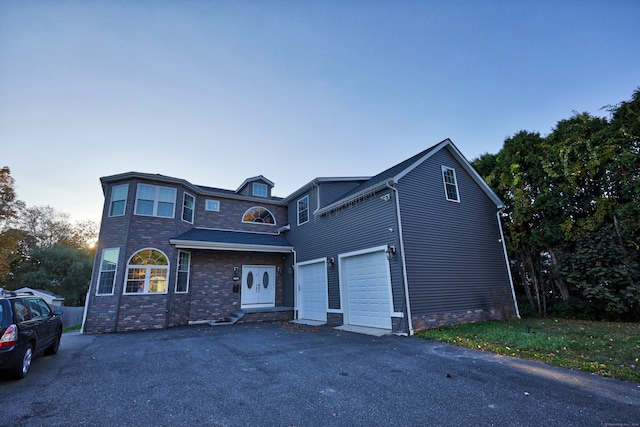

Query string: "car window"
[[27, 299, 43, 318], [36, 299, 52, 317], [0, 302, 6, 326], [13, 301, 31, 322]]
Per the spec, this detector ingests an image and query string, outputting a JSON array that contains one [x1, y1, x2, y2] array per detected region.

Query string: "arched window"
[[242, 206, 276, 225], [124, 249, 169, 294]]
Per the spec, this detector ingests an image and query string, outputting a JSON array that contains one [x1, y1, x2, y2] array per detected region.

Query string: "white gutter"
[[169, 239, 293, 253], [387, 182, 414, 336], [497, 210, 520, 318]]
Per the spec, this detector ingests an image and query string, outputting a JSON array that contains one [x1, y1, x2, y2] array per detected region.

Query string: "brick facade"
[[84, 175, 291, 333]]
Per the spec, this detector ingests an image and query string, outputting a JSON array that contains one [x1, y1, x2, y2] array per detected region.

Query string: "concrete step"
[[208, 310, 245, 326]]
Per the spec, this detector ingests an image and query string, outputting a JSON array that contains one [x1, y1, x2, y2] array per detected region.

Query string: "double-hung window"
[[109, 184, 128, 217], [442, 166, 460, 202], [297, 196, 309, 225], [182, 193, 195, 223], [97, 248, 119, 295], [135, 184, 177, 218], [175, 251, 191, 293]]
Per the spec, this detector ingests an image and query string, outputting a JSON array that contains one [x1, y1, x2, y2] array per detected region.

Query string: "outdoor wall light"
[[385, 245, 397, 260], [327, 257, 335, 266]]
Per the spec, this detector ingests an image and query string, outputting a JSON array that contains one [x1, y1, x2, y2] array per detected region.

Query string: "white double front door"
[[241, 266, 276, 308]]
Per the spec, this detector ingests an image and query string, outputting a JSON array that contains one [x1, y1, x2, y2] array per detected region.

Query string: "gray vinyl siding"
[[318, 181, 366, 208], [287, 185, 404, 311], [397, 148, 510, 316]]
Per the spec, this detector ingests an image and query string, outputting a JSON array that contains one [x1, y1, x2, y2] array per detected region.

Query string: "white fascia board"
[[169, 239, 294, 253]]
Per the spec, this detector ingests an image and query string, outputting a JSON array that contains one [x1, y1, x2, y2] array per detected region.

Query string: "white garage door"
[[298, 261, 327, 323], [342, 250, 392, 330]]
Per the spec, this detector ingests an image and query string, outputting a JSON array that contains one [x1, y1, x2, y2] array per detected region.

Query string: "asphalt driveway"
[[1, 322, 639, 427]]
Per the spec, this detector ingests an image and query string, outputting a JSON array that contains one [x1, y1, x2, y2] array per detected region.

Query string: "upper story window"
[[442, 166, 460, 202], [134, 184, 176, 218], [109, 184, 128, 217], [297, 196, 309, 225], [253, 183, 268, 197], [182, 192, 195, 223], [124, 249, 169, 294], [242, 206, 276, 225], [97, 248, 119, 295], [205, 199, 220, 212]]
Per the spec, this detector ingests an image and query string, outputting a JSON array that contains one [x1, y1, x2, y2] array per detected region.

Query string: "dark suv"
[[0, 290, 63, 379]]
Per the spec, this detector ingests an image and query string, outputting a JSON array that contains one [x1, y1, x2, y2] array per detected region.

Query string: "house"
[[15, 287, 65, 307], [82, 139, 519, 335]]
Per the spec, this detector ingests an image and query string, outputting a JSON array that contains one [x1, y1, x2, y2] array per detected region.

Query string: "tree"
[[19, 244, 93, 306], [8, 205, 98, 249], [0, 167, 21, 227], [473, 88, 640, 320], [0, 228, 28, 288]]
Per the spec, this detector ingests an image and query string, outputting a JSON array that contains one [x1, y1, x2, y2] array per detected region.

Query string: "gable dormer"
[[236, 176, 275, 198]]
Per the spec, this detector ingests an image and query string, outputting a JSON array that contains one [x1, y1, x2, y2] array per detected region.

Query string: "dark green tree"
[[19, 244, 93, 306]]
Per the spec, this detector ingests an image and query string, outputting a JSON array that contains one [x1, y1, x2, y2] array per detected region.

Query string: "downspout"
[[292, 248, 297, 319], [387, 182, 414, 336], [80, 289, 90, 334], [497, 210, 520, 318]]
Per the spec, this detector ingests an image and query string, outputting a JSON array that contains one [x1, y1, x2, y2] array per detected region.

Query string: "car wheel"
[[44, 329, 62, 356], [14, 343, 33, 379]]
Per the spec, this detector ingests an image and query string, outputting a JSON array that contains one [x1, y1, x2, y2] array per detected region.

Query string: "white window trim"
[[134, 184, 177, 218], [441, 166, 460, 203], [205, 199, 220, 212], [96, 248, 119, 296], [253, 182, 268, 197], [109, 184, 128, 217], [123, 248, 170, 295], [297, 195, 309, 226], [175, 250, 191, 293], [182, 192, 195, 224]]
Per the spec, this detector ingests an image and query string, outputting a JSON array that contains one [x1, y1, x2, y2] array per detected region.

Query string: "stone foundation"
[[412, 308, 506, 331]]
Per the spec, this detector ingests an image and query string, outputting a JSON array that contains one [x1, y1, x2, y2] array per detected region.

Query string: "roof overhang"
[[169, 239, 294, 253]]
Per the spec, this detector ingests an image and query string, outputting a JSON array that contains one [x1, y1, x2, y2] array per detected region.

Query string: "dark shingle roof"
[[329, 142, 443, 203], [172, 228, 291, 247]]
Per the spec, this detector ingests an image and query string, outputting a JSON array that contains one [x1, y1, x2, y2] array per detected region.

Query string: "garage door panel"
[[298, 262, 327, 322], [343, 250, 392, 330]]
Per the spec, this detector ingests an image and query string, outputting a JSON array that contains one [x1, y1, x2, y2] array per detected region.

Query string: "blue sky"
[[1, 1, 638, 224]]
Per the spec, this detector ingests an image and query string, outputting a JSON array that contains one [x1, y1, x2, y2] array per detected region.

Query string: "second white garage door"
[[341, 249, 392, 330]]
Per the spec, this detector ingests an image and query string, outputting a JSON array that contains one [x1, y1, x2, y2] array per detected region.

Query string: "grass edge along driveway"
[[416, 318, 640, 383]]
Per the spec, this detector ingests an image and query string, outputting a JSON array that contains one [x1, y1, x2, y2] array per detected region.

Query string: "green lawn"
[[415, 318, 640, 383]]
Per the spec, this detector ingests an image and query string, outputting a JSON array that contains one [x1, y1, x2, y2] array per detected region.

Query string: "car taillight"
[[0, 324, 18, 347]]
